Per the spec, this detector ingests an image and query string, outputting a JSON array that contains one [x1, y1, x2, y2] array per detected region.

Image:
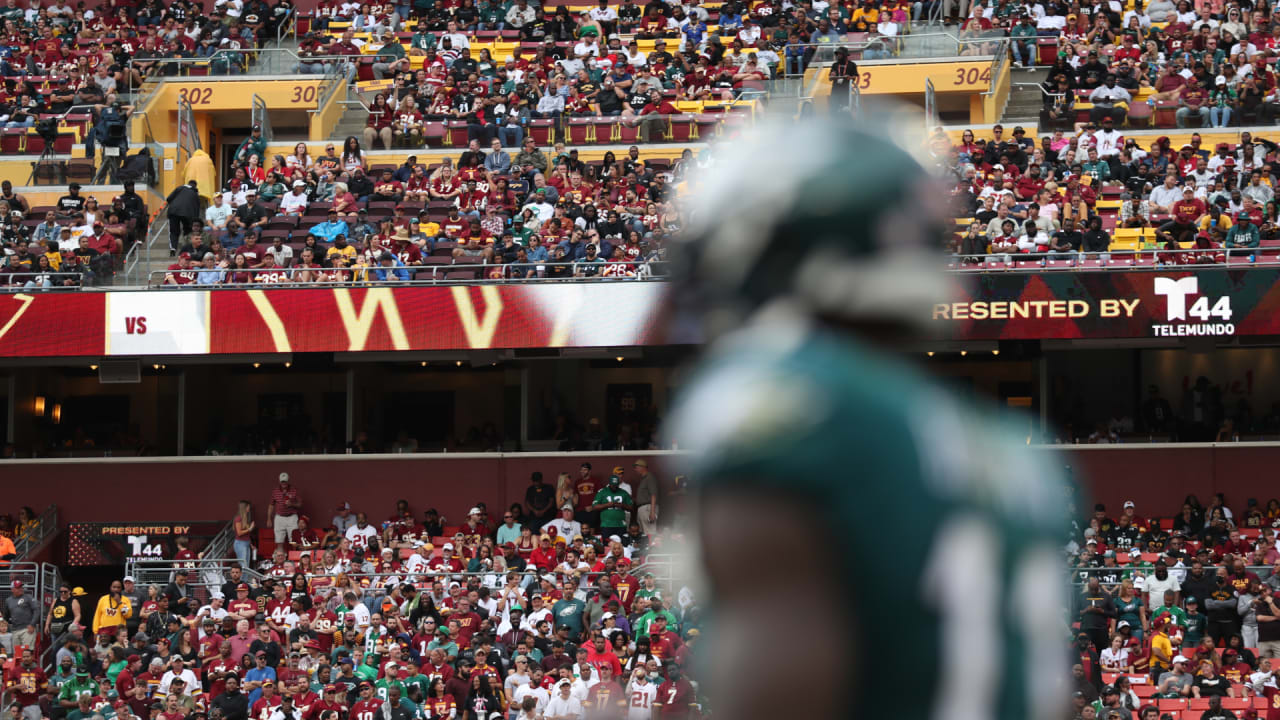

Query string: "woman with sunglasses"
[[47, 584, 84, 638]]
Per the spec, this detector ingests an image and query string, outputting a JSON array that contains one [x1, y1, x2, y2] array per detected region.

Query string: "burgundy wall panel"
[[6, 453, 681, 529], [9, 447, 1280, 533]]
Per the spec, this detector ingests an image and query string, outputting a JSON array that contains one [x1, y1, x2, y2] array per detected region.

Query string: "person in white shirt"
[[1036, 7, 1065, 30], [545, 680, 583, 720], [340, 592, 372, 630], [1145, 560, 1181, 610], [512, 670, 551, 715], [443, 20, 469, 48], [1016, 220, 1048, 254], [522, 595, 553, 631], [204, 193, 232, 234], [196, 594, 230, 626], [574, 35, 601, 59], [543, 505, 583, 540], [1149, 174, 1185, 213], [588, 0, 617, 27], [623, 671, 656, 720], [344, 513, 378, 552], [1091, 121, 1124, 160], [279, 182, 310, 215], [1099, 633, 1132, 672], [1087, 77, 1132, 125], [404, 544, 432, 576], [158, 658, 200, 697]]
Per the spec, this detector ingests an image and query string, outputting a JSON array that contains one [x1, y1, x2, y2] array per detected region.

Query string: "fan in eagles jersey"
[[663, 115, 1073, 720]]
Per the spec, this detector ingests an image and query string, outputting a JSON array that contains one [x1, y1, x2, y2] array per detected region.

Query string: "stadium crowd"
[[152, 139, 691, 287], [1070, 494, 1280, 720], [0, 465, 701, 720], [941, 125, 1280, 264]]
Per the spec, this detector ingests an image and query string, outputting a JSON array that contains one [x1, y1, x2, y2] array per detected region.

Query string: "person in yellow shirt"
[[1149, 619, 1174, 682], [92, 578, 133, 636], [325, 236, 357, 265]]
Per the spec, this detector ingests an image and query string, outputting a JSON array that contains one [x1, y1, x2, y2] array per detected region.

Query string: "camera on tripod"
[[35, 118, 58, 144]]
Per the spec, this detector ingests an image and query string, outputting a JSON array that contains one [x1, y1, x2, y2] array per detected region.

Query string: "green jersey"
[[374, 677, 406, 702], [1122, 561, 1153, 584], [1156, 605, 1187, 630], [354, 663, 379, 683], [402, 672, 430, 700], [1184, 611, 1207, 646], [633, 609, 679, 637], [668, 325, 1070, 720], [592, 487, 633, 529], [58, 678, 97, 705]]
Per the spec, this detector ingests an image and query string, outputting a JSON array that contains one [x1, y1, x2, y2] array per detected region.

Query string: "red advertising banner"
[[9, 269, 1280, 358], [0, 283, 669, 358], [0, 292, 105, 357]]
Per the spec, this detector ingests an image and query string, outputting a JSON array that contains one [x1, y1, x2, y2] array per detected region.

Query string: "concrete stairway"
[[1001, 68, 1049, 124]]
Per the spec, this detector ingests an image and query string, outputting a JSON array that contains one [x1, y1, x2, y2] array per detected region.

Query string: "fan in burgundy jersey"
[[652, 667, 696, 720], [253, 254, 291, 284], [391, 232, 422, 265], [348, 682, 381, 720], [586, 663, 626, 719], [304, 686, 347, 720], [205, 641, 240, 698], [164, 253, 197, 285], [251, 682, 283, 720]]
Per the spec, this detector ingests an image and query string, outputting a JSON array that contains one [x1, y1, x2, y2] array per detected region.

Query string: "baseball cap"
[[443, 542, 454, 550], [123, 575, 135, 583], [278, 472, 290, 482], [10, 580, 21, 589], [1187, 596, 1199, 604], [1124, 500, 1135, 508]]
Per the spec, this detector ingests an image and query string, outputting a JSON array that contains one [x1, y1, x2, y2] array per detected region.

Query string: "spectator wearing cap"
[[1225, 212, 1260, 256], [279, 181, 310, 216], [1176, 75, 1211, 129], [244, 649, 278, 704], [235, 125, 268, 166], [1088, 75, 1131, 126], [158, 656, 198, 698], [211, 674, 248, 720], [268, 472, 303, 548], [371, 251, 410, 282]]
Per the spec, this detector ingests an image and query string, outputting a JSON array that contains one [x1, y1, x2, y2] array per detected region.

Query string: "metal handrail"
[[311, 61, 356, 123], [125, 557, 268, 592], [1069, 563, 1280, 588], [277, 9, 298, 45], [980, 38, 1010, 98], [950, 246, 1267, 271], [147, 260, 666, 287], [13, 504, 58, 560]]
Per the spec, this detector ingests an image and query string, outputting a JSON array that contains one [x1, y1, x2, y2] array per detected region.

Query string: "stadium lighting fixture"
[[992, 350, 1000, 356], [960, 351, 968, 356], [253, 363, 261, 368], [616, 356, 624, 362], [153, 364, 160, 370], [51, 403, 61, 424], [33, 395, 45, 416], [421, 362, 427, 367], [456, 361, 463, 367], [926, 352, 934, 357], [89, 364, 98, 371]]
